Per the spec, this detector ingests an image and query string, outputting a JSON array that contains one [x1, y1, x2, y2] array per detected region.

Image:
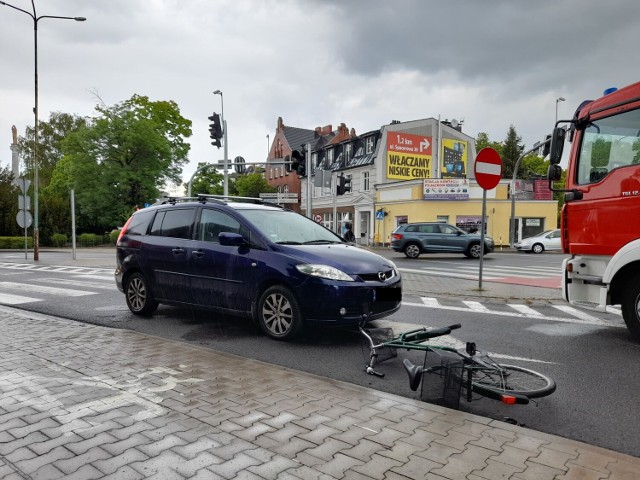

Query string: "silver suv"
[[390, 222, 494, 259]]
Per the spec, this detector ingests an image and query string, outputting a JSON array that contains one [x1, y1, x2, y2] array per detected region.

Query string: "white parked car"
[[515, 229, 562, 254]]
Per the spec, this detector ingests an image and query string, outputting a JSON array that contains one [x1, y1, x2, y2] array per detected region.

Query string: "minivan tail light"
[[117, 216, 134, 245]]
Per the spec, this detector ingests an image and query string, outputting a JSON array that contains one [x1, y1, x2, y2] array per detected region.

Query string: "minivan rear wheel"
[[403, 243, 421, 259], [125, 272, 158, 315], [257, 286, 304, 340]]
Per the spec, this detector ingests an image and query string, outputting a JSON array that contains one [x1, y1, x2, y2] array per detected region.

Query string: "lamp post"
[[213, 89, 228, 196], [1, 0, 85, 261], [266, 134, 270, 158], [555, 96, 565, 125]]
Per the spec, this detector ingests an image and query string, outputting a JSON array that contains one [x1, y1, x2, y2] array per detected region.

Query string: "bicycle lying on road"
[[359, 321, 556, 408]]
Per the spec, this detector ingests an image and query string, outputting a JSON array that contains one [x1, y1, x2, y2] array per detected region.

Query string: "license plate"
[[376, 287, 401, 301]]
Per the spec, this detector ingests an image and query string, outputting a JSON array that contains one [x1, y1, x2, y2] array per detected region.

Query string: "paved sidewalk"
[[1, 307, 638, 479]]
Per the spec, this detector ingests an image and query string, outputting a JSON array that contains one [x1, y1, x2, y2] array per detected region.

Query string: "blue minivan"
[[115, 195, 401, 340]]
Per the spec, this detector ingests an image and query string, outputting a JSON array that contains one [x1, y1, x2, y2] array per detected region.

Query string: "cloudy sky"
[[1, 0, 638, 187]]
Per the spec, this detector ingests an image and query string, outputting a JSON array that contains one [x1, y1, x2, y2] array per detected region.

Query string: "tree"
[[0, 166, 19, 236], [501, 125, 524, 178], [234, 172, 277, 198], [50, 94, 192, 231], [475, 132, 503, 156], [18, 112, 87, 189], [184, 163, 227, 195]]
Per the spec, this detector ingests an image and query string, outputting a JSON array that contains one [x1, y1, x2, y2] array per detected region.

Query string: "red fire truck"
[[548, 81, 640, 340]]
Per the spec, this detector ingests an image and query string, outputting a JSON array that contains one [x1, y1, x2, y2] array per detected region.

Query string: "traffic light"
[[208, 113, 223, 149], [291, 149, 305, 176], [337, 174, 351, 195]]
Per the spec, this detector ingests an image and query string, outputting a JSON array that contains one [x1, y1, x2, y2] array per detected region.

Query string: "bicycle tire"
[[469, 364, 556, 399]]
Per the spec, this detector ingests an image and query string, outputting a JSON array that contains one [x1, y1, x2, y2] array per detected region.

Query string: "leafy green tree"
[[0, 166, 19, 236], [234, 172, 276, 198], [185, 163, 227, 195], [50, 94, 192, 231], [18, 112, 87, 189], [501, 125, 524, 178], [475, 132, 503, 156]]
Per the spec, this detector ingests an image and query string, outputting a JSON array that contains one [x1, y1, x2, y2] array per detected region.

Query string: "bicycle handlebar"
[[401, 323, 461, 342]]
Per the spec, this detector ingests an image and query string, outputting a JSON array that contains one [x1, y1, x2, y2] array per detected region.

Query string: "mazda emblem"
[[378, 272, 387, 281]]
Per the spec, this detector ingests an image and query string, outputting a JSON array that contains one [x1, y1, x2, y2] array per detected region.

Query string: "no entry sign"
[[474, 148, 502, 190]]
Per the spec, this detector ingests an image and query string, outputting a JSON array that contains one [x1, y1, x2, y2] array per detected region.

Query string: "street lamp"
[[555, 96, 566, 124], [213, 90, 228, 196], [1, 0, 85, 261]]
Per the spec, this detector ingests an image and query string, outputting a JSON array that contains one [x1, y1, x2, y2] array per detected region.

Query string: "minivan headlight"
[[296, 264, 355, 281]]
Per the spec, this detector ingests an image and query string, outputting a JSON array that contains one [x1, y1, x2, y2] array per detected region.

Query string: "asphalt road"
[[0, 249, 637, 457]]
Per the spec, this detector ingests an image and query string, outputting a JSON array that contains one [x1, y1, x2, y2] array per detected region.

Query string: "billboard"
[[386, 131, 432, 180], [440, 139, 468, 178], [423, 178, 469, 200]]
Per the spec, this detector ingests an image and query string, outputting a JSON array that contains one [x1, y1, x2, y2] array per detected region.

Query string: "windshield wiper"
[[302, 240, 341, 245], [276, 241, 303, 245]]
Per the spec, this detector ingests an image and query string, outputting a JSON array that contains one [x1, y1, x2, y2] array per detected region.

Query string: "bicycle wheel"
[[470, 364, 556, 399]]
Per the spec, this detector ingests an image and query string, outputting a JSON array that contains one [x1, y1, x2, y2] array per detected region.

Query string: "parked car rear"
[[390, 222, 494, 259], [115, 195, 402, 340], [515, 229, 561, 254]]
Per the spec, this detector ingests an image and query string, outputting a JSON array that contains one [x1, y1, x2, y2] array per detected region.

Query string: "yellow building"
[[374, 179, 558, 247]]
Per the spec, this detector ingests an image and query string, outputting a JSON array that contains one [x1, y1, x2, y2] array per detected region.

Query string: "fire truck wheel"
[[621, 278, 640, 341]]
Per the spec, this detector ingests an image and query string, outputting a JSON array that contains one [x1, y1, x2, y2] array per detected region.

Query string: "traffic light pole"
[[305, 142, 312, 219], [223, 119, 229, 196]]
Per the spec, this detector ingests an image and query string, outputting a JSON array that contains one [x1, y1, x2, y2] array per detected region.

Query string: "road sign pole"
[[479, 189, 487, 290]]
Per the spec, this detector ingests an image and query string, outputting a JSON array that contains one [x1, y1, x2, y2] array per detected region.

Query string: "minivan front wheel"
[[257, 286, 303, 340], [125, 272, 158, 315]]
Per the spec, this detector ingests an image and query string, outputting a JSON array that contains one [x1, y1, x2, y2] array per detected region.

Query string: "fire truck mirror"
[[549, 127, 566, 165], [547, 164, 562, 182]]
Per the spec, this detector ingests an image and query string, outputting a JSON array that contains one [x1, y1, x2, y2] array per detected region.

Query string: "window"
[[149, 208, 195, 239], [365, 137, 375, 154], [363, 171, 370, 191], [283, 184, 289, 193], [312, 152, 318, 168], [127, 209, 155, 236], [327, 148, 334, 164], [345, 143, 352, 160], [576, 108, 640, 185], [198, 209, 241, 243]]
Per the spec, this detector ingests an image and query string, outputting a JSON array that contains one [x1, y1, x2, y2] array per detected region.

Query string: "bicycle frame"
[[360, 324, 531, 405]]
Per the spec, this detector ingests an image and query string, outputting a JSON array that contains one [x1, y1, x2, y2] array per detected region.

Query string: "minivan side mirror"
[[219, 232, 245, 246]]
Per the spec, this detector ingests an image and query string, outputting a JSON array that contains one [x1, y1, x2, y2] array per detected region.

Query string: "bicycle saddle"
[[402, 358, 423, 391]]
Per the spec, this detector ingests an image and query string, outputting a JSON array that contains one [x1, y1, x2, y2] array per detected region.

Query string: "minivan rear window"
[[126, 209, 155, 236]]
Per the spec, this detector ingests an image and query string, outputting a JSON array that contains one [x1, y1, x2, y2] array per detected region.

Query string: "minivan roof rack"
[[151, 194, 286, 209]]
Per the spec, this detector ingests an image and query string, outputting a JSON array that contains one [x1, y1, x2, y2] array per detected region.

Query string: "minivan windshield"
[[241, 209, 344, 245]]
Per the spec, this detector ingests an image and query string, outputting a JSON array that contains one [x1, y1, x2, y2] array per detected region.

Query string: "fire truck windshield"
[[576, 108, 640, 185]]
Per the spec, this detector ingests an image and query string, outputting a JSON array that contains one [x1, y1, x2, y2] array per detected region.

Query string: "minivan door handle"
[[172, 247, 185, 255]]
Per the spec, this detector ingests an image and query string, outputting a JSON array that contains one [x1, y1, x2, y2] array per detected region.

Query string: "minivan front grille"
[[359, 269, 396, 282]]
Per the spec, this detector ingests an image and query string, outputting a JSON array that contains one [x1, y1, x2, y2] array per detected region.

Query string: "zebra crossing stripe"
[[551, 304, 608, 324], [0, 282, 96, 297], [509, 304, 545, 317], [421, 297, 440, 307], [462, 301, 490, 312], [0, 293, 41, 305]]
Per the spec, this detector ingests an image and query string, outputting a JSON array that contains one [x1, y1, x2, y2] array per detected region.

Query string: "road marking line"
[[421, 297, 440, 307], [551, 305, 607, 324], [372, 319, 555, 364], [462, 301, 490, 312], [509, 304, 545, 317], [0, 292, 41, 304], [0, 282, 96, 297], [401, 298, 623, 327]]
